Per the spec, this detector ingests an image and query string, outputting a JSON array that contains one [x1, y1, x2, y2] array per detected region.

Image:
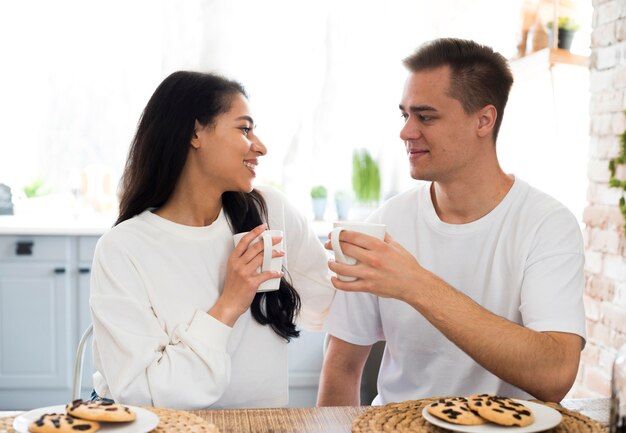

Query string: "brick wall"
[[573, 0, 626, 398]]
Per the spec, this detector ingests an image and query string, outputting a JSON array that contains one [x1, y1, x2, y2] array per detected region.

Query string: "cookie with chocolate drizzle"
[[467, 393, 534, 427], [426, 396, 486, 425], [66, 399, 136, 423], [28, 413, 100, 433]]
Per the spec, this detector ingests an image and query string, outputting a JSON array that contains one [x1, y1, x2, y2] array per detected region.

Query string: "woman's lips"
[[244, 160, 257, 174]]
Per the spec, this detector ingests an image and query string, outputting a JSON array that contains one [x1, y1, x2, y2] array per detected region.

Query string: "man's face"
[[399, 66, 480, 183]]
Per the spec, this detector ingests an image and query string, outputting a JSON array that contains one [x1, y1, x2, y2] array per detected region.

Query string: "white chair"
[[71, 324, 93, 401], [323, 333, 331, 358]]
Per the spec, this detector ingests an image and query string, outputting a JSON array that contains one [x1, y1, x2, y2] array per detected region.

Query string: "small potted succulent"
[[547, 16, 580, 51], [334, 190, 353, 221], [310, 185, 327, 220]]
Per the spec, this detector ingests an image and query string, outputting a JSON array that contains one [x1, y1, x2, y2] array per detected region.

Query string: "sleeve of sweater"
[[260, 187, 336, 331], [89, 230, 233, 410]]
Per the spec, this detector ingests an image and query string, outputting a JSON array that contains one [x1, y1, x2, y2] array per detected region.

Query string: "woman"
[[90, 71, 334, 409]]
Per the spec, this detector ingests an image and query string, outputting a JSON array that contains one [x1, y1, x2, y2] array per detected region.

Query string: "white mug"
[[233, 229, 284, 292], [330, 221, 386, 282]]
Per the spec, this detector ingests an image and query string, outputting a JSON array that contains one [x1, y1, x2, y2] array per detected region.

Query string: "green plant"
[[23, 177, 49, 198], [608, 109, 626, 234], [352, 149, 381, 204], [547, 16, 580, 32], [310, 185, 327, 198]]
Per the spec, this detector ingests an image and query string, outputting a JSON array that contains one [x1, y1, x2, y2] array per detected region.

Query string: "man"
[[317, 38, 585, 406]]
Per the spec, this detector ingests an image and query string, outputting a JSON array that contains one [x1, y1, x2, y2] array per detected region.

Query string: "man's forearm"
[[403, 271, 582, 402]]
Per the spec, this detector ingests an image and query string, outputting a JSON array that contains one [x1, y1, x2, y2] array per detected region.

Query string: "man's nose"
[[400, 119, 420, 141]]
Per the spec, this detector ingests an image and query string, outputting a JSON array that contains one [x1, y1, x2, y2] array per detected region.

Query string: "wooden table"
[[561, 398, 610, 426], [0, 398, 610, 433], [191, 406, 366, 433], [189, 398, 610, 433]]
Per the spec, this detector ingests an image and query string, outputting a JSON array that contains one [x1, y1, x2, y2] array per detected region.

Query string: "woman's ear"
[[476, 105, 497, 139], [190, 120, 202, 149]]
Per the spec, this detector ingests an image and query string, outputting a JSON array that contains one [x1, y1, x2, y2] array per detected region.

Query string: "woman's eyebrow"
[[235, 115, 255, 125]]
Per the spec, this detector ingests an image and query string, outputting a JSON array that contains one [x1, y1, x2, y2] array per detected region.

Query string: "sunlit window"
[[0, 0, 590, 223]]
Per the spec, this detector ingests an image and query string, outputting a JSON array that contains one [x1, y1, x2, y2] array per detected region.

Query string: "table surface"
[[188, 399, 609, 433], [0, 398, 610, 433]]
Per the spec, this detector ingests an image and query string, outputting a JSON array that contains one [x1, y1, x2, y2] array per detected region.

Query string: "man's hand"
[[325, 231, 426, 301]]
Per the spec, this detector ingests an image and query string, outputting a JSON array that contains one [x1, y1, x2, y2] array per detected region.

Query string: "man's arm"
[[317, 336, 372, 406], [403, 271, 582, 402], [327, 232, 583, 402]]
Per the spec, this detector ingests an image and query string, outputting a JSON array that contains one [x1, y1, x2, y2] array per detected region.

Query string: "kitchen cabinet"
[[0, 235, 99, 409], [0, 228, 330, 409]]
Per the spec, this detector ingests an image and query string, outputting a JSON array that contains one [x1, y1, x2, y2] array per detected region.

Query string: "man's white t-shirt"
[[90, 186, 335, 409], [325, 178, 586, 404]]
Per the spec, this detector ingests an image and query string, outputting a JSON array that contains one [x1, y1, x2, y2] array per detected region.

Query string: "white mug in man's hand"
[[330, 221, 386, 282], [233, 229, 284, 292]]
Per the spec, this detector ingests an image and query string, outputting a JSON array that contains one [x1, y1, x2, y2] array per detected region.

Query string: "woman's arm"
[[261, 187, 336, 330], [90, 235, 233, 409]]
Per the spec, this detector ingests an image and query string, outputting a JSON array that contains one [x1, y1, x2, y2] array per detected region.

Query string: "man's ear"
[[476, 105, 497, 138]]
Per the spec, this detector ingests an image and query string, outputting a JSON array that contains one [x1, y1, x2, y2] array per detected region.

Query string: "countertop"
[[0, 215, 114, 236], [0, 216, 332, 238]]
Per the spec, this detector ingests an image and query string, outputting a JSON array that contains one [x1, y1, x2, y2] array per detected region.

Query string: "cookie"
[[467, 394, 534, 427], [29, 413, 100, 433], [426, 397, 486, 425], [66, 399, 136, 423]]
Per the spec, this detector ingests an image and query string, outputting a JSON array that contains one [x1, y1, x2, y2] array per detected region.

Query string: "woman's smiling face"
[[190, 92, 267, 193]]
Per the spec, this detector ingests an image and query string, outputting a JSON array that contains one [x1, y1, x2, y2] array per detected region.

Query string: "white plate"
[[422, 399, 562, 433], [13, 404, 159, 433]]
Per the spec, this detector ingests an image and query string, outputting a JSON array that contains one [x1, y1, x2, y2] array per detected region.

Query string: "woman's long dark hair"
[[116, 71, 300, 341]]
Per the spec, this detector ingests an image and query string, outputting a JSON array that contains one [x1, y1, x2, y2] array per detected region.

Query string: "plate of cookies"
[[422, 394, 562, 432], [12, 399, 159, 433]]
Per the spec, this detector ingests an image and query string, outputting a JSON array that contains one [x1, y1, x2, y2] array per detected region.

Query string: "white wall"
[[0, 1, 520, 201]]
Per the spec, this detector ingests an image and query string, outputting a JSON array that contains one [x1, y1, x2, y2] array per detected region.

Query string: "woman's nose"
[[252, 136, 267, 155]]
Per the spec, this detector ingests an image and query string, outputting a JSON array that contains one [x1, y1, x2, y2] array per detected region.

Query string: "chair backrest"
[[71, 324, 93, 401], [323, 333, 331, 358]]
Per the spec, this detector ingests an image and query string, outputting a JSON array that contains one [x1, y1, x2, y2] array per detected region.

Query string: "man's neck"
[[430, 171, 515, 224]]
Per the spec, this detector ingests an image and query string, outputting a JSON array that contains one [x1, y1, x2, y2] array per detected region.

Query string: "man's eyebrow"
[[398, 104, 438, 113], [235, 115, 255, 124]]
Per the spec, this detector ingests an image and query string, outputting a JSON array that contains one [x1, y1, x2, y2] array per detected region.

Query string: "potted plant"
[[0, 183, 13, 215], [310, 185, 327, 220], [352, 149, 381, 206], [23, 177, 48, 198], [547, 16, 580, 51], [334, 190, 352, 221]]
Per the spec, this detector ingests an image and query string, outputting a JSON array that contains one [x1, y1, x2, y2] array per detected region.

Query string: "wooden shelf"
[[511, 47, 589, 70]]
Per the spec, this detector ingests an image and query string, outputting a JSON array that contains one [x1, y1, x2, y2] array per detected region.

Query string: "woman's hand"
[[209, 224, 284, 327]]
